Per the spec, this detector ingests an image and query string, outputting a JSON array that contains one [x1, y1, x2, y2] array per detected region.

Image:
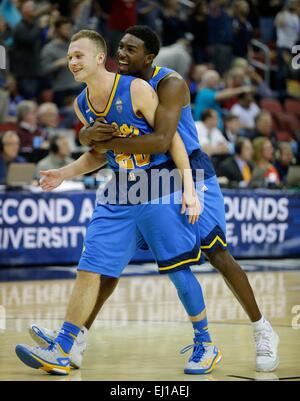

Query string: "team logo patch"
[[89, 117, 95, 124], [115, 97, 123, 114]]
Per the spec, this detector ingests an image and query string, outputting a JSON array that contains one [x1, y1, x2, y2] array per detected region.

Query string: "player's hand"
[[39, 169, 64, 191], [181, 190, 201, 225], [79, 120, 118, 146]]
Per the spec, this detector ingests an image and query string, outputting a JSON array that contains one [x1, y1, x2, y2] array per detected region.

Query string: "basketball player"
[[16, 30, 221, 376], [30, 26, 279, 374]]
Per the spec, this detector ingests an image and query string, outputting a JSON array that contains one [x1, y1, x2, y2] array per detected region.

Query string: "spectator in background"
[[36, 135, 74, 176], [195, 108, 230, 156], [160, 0, 187, 46], [275, 0, 300, 97], [219, 137, 254, 187], [207, 0, 233, 74], [10, 1, 43, 99], [189, 64, 208, 103], [0, 131, 25, 184], [107, 0, 137, 56], [232, 0, 253, 59], [194, 69, 252, 130], [223, 114, 242, 150], [257, 0, 284, 44], [154, 37, 192, 80], [5, 73, 24, 123], [0, 0, 21, 29], [41, 16, 82, 107], [38, 102, 60, 140], [0, 15, 13, 47], [251, 111, 278, 149], [16, 100, 43, 150], [137, 0, 160, 31], [189, 0, 209, 63], [0, 82, 9, 123], [250, 137, 280, 188], [274, 142, 295, 184], [230, 92, 260, 131]]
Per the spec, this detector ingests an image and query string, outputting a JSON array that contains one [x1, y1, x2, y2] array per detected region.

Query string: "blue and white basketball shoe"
[[181, 341, 222, 375], [15, 343, 70, 376], [28, 324, 87, 369]]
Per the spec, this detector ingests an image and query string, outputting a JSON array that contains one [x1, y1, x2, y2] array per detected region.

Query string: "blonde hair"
[[252, 137, 270, 164], [71, 30, 107, 56]]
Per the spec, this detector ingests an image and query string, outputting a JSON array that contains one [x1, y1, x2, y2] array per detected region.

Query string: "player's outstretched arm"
[[169, 132, 200, 225], [39, 150, 107, 191], [40, 99, 108, 191]]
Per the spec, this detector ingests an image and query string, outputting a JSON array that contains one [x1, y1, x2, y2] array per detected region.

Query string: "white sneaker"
[[29, 324, 87, 369], [254, 322, 279, 372]]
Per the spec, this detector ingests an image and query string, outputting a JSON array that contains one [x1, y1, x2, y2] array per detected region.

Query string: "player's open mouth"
[[73, 68, 83, 74]]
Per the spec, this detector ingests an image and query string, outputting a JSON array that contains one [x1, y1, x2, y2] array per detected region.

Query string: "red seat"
[[0, 123, 17, 133], [276, 131, 293, 142], [274, 113, 300, 137], [284, 99, 300, 119], [260, 99, 283, 116]]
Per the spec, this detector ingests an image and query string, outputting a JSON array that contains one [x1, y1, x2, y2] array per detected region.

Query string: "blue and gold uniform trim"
[[152, 66, 161, 78], [86, 74, 121, 117], [158, 245, 202, 274], [201, 226, 227, 253]]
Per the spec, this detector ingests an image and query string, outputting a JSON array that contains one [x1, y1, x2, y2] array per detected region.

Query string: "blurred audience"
[[41, 16, 82, 108], [160, 0, 187, 47], [36, 135, 74, 176], [275, 0, 300, 96], [250, 137, 280, 188], [5, 73, 24, 123], [189, 0, 209, 64], [230, 92, 261, 131], [219, 137, 254, 187], [10, 1, 43, 99], [37, 102, 60, 140], [194, 69, 252, 130], [195, 108, 230, 156], [16, 100, 43, 149], [251, 111, 278, 149], [155, 37, 192, 80], [223, 114, 242, 151], [274, 142, 295, 184], [232, 0, 253, 59], [0, 131, 25, 184]]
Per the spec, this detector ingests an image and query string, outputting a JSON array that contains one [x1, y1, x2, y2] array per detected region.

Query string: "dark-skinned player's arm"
[[39, 99, 107, 191], [92, 75, 186, 154], [129, 78, 200, 224]]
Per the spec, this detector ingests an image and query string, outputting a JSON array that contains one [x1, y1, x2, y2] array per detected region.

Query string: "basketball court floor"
[[0, 260, 299, 381]]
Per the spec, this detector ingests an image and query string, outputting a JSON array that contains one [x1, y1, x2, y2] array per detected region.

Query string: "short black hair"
[[125, 25, 161, 56], [201, 109, 216, 122]]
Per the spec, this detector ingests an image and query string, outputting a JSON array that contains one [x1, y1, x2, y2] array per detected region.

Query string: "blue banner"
[[0, 189, 300, 266]]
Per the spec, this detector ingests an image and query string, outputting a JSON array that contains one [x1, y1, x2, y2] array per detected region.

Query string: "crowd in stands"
[[0, 0, 300, 189]]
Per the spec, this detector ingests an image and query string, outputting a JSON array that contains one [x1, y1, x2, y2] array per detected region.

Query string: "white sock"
[[252, 316, 269, 332]]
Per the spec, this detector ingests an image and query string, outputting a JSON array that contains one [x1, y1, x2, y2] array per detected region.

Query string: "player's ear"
[[145, 53, 155, 66], [97, 52, 106, 65]]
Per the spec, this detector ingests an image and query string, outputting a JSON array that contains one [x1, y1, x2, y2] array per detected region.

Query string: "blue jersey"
[[77, 73, 169, 172], [149, 66, 215, 180]]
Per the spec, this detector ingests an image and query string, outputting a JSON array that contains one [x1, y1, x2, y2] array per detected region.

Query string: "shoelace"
[[180, 342, 206, 363], [254, 331, 273, 357]]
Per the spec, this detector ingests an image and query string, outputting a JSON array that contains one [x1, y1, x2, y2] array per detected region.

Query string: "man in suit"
[[219, 137, 253, 187]]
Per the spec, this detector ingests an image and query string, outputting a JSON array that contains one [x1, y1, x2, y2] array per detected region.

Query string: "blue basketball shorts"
[[196, 174, 227, 253], [78, 194, 201, 277]]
